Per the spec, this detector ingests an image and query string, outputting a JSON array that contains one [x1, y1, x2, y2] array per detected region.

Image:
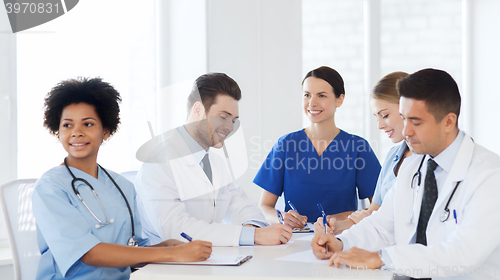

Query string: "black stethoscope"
[[64, 158, 138, 246], [410, 156, 461, 223]]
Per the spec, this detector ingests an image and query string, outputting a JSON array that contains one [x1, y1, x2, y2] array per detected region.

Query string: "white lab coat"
[[134, 128, 266, 246], [338, 134, 500, 279]]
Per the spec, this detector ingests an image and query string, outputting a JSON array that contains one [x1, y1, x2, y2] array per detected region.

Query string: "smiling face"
[[194, 94, 239, 149], [302, 77, 344, 124], [399, 97, 450, 157], [370, 98, 405, 143], [58, 103, 109, 165]]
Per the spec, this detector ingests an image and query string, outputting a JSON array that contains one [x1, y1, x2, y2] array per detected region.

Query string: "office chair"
[[0, 179, 40, 280]]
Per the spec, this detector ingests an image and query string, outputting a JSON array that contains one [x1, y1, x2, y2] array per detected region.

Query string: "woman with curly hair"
[[33, 77, 211, 280]]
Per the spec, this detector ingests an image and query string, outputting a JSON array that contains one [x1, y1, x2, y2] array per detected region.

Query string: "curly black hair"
[[43, 77, 122, 136]]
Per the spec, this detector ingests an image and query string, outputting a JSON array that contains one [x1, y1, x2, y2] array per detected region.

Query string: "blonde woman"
[[315, 71, 413, 234]]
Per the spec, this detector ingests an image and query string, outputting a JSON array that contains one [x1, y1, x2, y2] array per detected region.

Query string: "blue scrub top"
[[372, 141, 408, 206], [253, 129, 381, 222], [32, 165, 149, 280]]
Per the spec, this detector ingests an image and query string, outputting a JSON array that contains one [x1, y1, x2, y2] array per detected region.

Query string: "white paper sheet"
[[275, 249, 328, 264], [255, 240, 295, 249], [294, 234, 314, 241]]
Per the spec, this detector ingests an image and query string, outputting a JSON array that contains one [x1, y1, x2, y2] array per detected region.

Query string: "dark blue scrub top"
[[253, 129, 381, 222]]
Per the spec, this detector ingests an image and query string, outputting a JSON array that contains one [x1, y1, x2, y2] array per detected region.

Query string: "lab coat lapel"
[[182, 154, 216, 202], [169, 130, 215, 201], [430, 135, 473, 221], [399, 154, 426, 245], [402, 136, 474, 245], [420, 135, 473, 246], [207, 151, 219, 203], [208, 147, 233, 204]]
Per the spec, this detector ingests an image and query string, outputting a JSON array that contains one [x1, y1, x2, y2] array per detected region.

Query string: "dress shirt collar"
[[431, 130, 465, 174], [177, 125, 208, 165]]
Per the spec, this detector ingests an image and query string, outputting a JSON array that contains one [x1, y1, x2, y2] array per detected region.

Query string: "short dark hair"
[[43, 77, 122, 136], [187, 73, 242, 114], [398, 68, 461, 122], [302, 66, 345, 98]]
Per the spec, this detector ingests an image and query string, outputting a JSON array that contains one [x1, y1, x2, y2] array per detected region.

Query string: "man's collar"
[[432, 130, 465, 174], [177, 126, 208, 164]]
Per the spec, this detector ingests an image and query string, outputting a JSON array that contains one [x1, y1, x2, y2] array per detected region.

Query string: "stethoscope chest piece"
[[128, 237, 138, 247], [440, 209, 450, 222]]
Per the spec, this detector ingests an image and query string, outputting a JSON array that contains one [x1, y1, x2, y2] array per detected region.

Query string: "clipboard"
[[156, 255, 253, 266]]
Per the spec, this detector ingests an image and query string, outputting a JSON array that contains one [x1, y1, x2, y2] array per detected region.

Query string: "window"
[[16, 0, 157, 178], [302, 0, 462, 157]]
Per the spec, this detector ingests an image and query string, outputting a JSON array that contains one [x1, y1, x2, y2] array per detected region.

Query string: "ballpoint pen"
[[453, 209, 458, 224], [317, 203, 326, 217], [317, 203, 328, 258], [180, 232, 193, 242], [276, 209, 285, 224], [288, 200, 306, 227]]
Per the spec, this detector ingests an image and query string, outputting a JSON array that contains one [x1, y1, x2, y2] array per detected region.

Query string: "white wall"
[[154, 0, 303, 202], [206, 0, 302, 202], [13, 0, 157, 179], [469, 0, 500, 155], [0, 2, 17, 248], [0, 0, 17, 187], [303, 0, 365, 137], [155, 0, 207, 133], [0, 264, 14, 280], [0, 4, 16, 279], [302, 0, 464, 160]]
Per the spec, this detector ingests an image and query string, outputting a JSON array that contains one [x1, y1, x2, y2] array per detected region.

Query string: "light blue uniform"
[[32, 166, 149, 280], [372, 141, 408, 206]]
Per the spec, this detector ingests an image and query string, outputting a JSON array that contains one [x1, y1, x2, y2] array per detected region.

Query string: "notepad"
[[156, 255, 252, 266]]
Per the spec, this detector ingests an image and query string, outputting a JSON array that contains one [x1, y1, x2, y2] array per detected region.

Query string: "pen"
[[276, 209, 284, 224], [317, 203, 329, 227], [317, 203, 326, 217], [180, 232, 193, 242], [289, 200, 306, 227], [453, 209, 457, 224], [317, 203, 328, 258]]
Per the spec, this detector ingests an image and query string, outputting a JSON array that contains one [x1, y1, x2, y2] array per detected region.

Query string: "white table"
[[130, 233, 395, 280]]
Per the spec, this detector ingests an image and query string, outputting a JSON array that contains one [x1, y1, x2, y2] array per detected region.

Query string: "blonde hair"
[[371, 71, 409, 104]]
